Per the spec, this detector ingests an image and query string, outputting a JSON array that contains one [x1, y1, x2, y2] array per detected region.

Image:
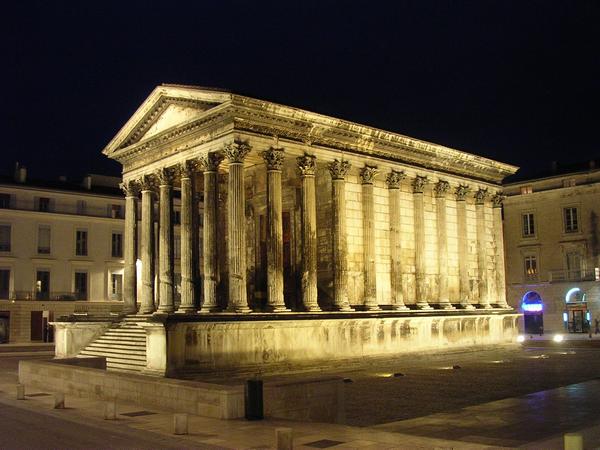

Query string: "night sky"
[[3, 1, 599, 181]]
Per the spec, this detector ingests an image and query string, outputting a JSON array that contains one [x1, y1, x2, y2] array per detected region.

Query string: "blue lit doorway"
[[522, 291, 544, 335]]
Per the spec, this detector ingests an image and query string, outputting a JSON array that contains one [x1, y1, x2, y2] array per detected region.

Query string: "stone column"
[[328, 159, 353, 311], [224, 140, 252, 313], [492, 193, 510, 308], [412, 176, 432, 310], [199, 152, 224, 312], [434, 181, 455, 310], [386, 171, 409, 311], [139, 175, 156, 314], [360, 166, 380, 311], [176, 161, 196, 314], [156, 167, 175, 314], [121, 180, 139, 315], [262, 147, 289, 312], [475, 188, 491, 309], [455, 185, 475, 309], [297, 154, 321, 312]]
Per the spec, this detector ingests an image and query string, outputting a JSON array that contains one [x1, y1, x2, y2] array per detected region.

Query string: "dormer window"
[[520, 185, 533, 195]]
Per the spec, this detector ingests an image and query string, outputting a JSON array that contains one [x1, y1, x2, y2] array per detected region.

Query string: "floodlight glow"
[[586, 312, 591, 322], [522, 303, 543, 312], [553, 334, 564, 343], [565, 287, 581, 303], [563, 312, 568, 322], [517, 335, 525, 343]]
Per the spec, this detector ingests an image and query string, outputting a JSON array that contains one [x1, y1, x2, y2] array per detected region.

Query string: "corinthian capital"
[[434, 180, 450, 198], [155, 167, 176, 186], [328, 159, 351, 180], [120, 179, 139, 197], [492, 192, 505, 208], [261, 147, 285, 171], [198, 152, 224, 172], [412, 175, 428, 194], [223, 139, 251, 163], [360, 165, 378, 185], [455, 184, 470, 201], [178, 160, 197, 179], [385, 170, 406, 189], [139, 174, 156, 192], [297, 154, 316, 177], [474, 188, 488, 204]]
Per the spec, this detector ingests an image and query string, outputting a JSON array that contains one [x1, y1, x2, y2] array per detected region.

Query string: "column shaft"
[[456, 186, 474, 309], [122, 184, 138, 315], [224, 141, 251, 313], [386, 173, 408, 310], [434, 182, 454, 309], [329, 159, 353, 311], [361, 167, 379, 310], [177, 167, 195, 313], [299, 162, 320, 311], [200, 154, 222, 312], [476, 194, 491, 309], [157, 171, 175, 313], [413, 191, 431, 309], [493, 197, 509, 308], [140, 185, 155, 314]]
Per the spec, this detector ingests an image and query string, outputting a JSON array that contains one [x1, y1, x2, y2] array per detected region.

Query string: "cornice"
[[105, 86, 518, 184]]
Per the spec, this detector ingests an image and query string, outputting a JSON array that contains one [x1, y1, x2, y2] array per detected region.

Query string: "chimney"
[[551, 161, 558, 173], [82, 175, 92, 190], [14, 162, 27, 183], [58, 175, 67, 182], [590, 160, 597, 170]]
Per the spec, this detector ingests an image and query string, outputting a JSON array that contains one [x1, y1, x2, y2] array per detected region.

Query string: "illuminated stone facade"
[[103, 85, 517, 313]]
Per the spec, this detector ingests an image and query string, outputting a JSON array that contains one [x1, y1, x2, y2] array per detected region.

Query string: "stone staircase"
[[78, 315, 148, 373]]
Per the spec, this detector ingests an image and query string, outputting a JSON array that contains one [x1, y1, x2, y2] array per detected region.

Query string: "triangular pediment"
[[103, 85, 233, 155]]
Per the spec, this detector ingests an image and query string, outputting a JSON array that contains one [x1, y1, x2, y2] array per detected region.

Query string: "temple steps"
[[77, 315, 147, 373]]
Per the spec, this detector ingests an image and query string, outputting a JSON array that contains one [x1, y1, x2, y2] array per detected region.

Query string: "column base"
[[157, 307, 175, 314], [266, 305, 291, 313], [304, 305, 322, 312], [138, 308, 155, 315], [459, 302, 476, 310], [332, 305, 355, 312], [478, 303, 493, 310], [198, 306, 221, 313], [416, 302, 433, 310], [391, 305, 410, 311], [364, 305, 381, 311], [175, 307, 197, 314], [438, 302, 456, 310], [227, 305, 252, 314]]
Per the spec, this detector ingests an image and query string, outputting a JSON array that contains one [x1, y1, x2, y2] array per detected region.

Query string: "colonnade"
[[120, 141, 509, 315]]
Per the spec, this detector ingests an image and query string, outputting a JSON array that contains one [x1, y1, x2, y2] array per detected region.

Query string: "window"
[[563, 179, 576, 188], [524, 256, 538, 280], [35, 270, 50, 300], [111, 273, 123, 300], [75, 229, 88, 256], [74, 271, 87, 300], [174, 210, 181, 225], [0, 193, 10, 209], [37, 225, 51, 254], [174, 235, 181, 259], [0, 225, 10, 252], [0, 269, 9, 298], [110, 204, 123, 219], [520, 185, 533, 195], [76, 200, 87, 215], [564, 207, 579, 233], [522, 213, 535, 237], [111, 232, 123, 258], [37, 197, 51, 212]]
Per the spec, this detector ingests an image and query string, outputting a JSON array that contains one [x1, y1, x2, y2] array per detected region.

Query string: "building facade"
[[0, 169, 128, 342], [503, 161, 600, 334]]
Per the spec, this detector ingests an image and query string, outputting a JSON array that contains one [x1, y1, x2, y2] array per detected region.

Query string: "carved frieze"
[[434, 180, 450, 198], [385, 170, 406, 189], [198, 152, 225, 172], [474, 188, 488, 204], [223, 139, 251, 163], [297, 154, 316, 177], [412, 175, 428, 194], [360, 165, 378, 185], [261, 147, 285, 171], [455, 184, 471, 201], [328, 159, 351, 180]]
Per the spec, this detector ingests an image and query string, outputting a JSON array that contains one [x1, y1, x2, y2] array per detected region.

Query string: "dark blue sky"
[[2, 1, 599, 180]]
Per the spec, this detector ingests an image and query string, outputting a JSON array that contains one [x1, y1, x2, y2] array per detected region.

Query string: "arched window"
[[521, 291, 543, 312]]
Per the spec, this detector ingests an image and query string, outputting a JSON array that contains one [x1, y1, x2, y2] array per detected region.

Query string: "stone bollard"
[[104, 400, 117, 420], [54, 393, 65, 409], [173, 413, 188, 435], [564, 433, 583, 450], [276, 427, 293, 450], [16, 384, 25, 400]]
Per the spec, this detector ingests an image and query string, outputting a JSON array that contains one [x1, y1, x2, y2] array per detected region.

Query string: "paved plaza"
[[3, 343, 600, 448]]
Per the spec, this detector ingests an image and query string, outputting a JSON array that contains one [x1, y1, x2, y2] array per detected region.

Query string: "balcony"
[[0, 199, 123, 219], [548, 269, 598, 283], [6, 291, 86, 301]]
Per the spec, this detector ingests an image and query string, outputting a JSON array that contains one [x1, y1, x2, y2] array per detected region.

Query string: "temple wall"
[[164, 313, 519, 373]]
